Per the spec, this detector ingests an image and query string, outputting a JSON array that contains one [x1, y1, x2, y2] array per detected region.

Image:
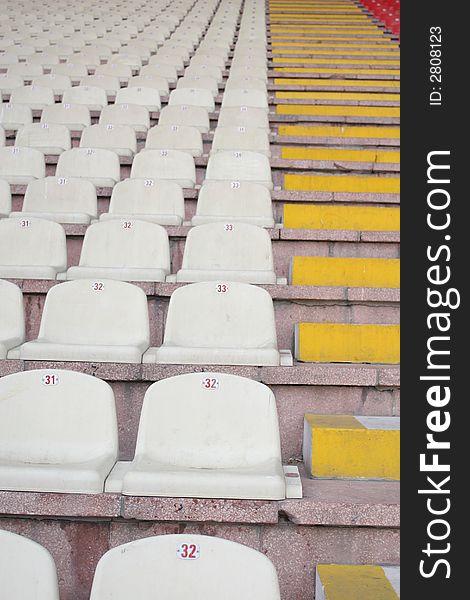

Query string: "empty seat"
[[101, 178, 184, 225], [0, 217, 66, 279], [190, 54, 225, 69], [31, 74, 72, 95], [0, 178, 11, 216], [99, 103, 150, 133], [40, 103, 91, 131], [0, 369, 118, 493], [0, 74, 24, 96], [222, 89, 268, 111], [106, 372, 299, 499], [175, 222, 279, 283], [115, 86, 161, 112], [177, 75, 218, 97], [184, 64, 223, 83], [168, 87, 215, 112], [89, 535, 281, 599], [145, 124, 202, 157], [0, 530, 59, 599], [67, 220, 170, 282], [15, 123, 71, 154], [218, 106, 270, 130], [205, 151, 273, 189], [143, 281, 292, 366], [150, 53, 184, 71], [62, 85, 108, 111], [225, 76, 267, 92], [0, 103, 32, 130], [128, 75, 169, 97], [7, 63, 44, 79], [192, 181, 274, 227], [211, 126, 270, 157], [158, 105, 209, 133], [139, 64, 178, 84], [50, 63, 88, 81], [80, 124, 136, 157], [95, 63, 133, 84], [56, 148, 120, 187], [0, 147, 45, 184], [14, 279, 150, 363], [230, 65, 267, 82], [80, 75, 121, 96], [131, 149, 196, 188], [0, 279, 25, 358], [11, 176, 98, 224], [27, 53, 60, 69]]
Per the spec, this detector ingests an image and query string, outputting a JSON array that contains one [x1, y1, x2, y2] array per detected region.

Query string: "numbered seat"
[[150, 53, 184, 71], [0, 217, 67, 280], [205, 151, 273, 189], [67, 220, 170, 282], [143, 281, 292, 366], [139, 64, 178, 84], [62, 85, 108, 111], [0, 531, 60, 599], [94, 63, 133, 84], [0, 103, 33, 131], [222, 89, 268, 111], [211, 126, 270, 157], [0, 279, 25, 359], [190, 53, 225, 69], [168, 87, 215, 112], [225, 76, 267, 92], [115, 87, 161, 112], [158, 105, 209, 134], [109, 53, 142, 70], [10, 176, 98, 224], [90, 534, 281, 599], [27, 53, 61, 69], [0, 74, 24, 96], [184, 64, 223, 83], [175, 222, 279, 284], [7, 63, 44, 80], [8, 85, 54, 111], [56, 148, 120, 187], [50, 63, 88, 82], [0, 178, 11, 216], [128, 75, 169, 97], [100, 178, 184, 225], [40, 103, 91, 131], [131, 149, 196, 188], [0, 147, 45, 184], [192, 181, 274, 227], [145, 124, 202, 157], [229, 66, 268, 82], [80, 124, 136, 157], [0, 368, 118, 493], [15, 123, 71, 155], [13, 279, 150, 363], [176, 75, 219, 97], [31, 74, 72, 96], [107, 372, 300, 499], [159, 43, 190, 62], [217, 106, 270, 131], [99, 103, 150, 133], [80, 75, 121, 96]]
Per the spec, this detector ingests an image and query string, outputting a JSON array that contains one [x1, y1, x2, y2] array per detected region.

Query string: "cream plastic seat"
[[50, 63, 88, 82], [109, 53, 142, 70], [7, 63, 44, 80], [89, 534, 281, 600], [0, 103, 32, 130], [211, 126, 270, 157], [27, 53, 61, 69], [67, 220, 170, 282], [131, 149, 196, 188], [80, 75, 121, 96], [150, 53, 184, 71], [62, 85, 108, 111], [139, 64, 178, 84], [0, 279, 25, 358], [0, 75, 24, 96], [31, 74, 72, 96], [0, 217, 67, 280], [222, 89, 268, 111], [168, 87, 215, 112], [217, 106, 270, 130], [99, 103, 150, 133], [229, 65, 267, 82], [0, 178, 11, 216], [80, 124, 136, 157], [175, 222, 279, 284], [143, 281, 292, 366], [0, 147, 45, 184], [0, 369, 118, 493], [56, 148, 120, 187], [106, 372, 299, 499], [10, 176, 98, 224], [128, 75, 169, 97], [184, 64, 223, 83], [192, 181, 274, 227], [225, 76, 267, 92], [145, 124, 202, 157], [15, 123, 71, 155], [158, 105, 209, 134], [158, 43, 190, 61], [190, 53, 225, 69], [115, 87, 161, 112], [95, 63, 133, 84], [177, 75, 219, 97], [14, 279, 150, 363], [205, 150, 273, 189], [0, 530, 60, 599], [100, 178, 185, 225], [40, 103, 91, 131]]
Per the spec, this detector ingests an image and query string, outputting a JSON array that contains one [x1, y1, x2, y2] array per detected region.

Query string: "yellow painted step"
[[272, 49, 400, 56], [284, 174, 400, 194], [276, 91, 399, 101], [283, 204, 400, 231], [295, 322, 400, 363], [278, 124, 400, 139], [274, 68, 400, 75], [281, 147, 400, 163], [276, 105, 400, 117], [274, 78, 400, 88], [273, 57, 399, 65], [271, 37, 395, 43], [271, 43, 400, 48], [291, 256, 400, 288], [316, 565, 400, 600]]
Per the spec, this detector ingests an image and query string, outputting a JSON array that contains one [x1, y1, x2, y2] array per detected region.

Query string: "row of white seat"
[[0, 530, 283, 599], [0, 217, 285, 283], [1, 278, 293, 365], [0, 177, 276, 226], [0, 368, 300, 497]]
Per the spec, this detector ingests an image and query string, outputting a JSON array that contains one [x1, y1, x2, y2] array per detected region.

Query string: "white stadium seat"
[[168, 88, 215, 112], [131, 149, 196, 188], [115, 87, 161, 112], [62, 85, 108, 111], [177, 75, 219, 97], [0, 279, 25, 358], [211, 126, 271, 157], [0, 103, 33, 131], [145, 124, 202, 157], [222, 89, 268, 111], [15, 123, 71, 155], [0, 178, 11, 216], [158, 105, 209, 133], [128, 75, 169, 97], [31, 74, 72, 95], [217, 106, 270, 131], [99, 104, 150, 133], [205, 151, 273, 189], [56, 148, 120, 187], [80, 124, 137, 157], [0, 147, 45, 184], [40, 103, 91, 131], [9, 85, 55, 110]]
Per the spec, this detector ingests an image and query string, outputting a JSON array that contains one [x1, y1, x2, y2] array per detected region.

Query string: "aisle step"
[[316, 565, 400, 599], [283, 204, 400, 231]]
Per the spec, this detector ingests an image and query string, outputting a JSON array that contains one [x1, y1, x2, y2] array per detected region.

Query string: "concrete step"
[[316, 564, 400, 599]]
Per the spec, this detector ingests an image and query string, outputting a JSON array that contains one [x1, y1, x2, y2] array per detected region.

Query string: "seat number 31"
[[177, 543, 200, 560]]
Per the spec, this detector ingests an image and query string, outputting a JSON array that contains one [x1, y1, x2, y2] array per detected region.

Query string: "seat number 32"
[[177, 543, 200, 560]]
